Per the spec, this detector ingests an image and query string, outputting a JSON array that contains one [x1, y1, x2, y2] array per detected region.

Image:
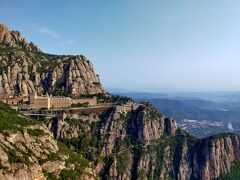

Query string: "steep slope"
[[0, 102, 94, 180], [1, 23, 240, 180], [0, 24, 104, 99], [48, 102, 240, 180], [0, 24, 40, 52]]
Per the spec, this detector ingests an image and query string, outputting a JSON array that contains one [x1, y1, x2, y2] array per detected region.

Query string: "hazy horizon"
[[1, 0, 240, 91], [106, 86, 240, 94]]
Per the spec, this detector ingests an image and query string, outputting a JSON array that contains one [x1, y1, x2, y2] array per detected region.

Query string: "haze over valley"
[[1, 1, 240, 180], [113, 91, 240, 137]]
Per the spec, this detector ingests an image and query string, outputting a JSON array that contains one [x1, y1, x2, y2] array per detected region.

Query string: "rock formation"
[[0, 24, 104, 98], [0, 24, 40, 52], [1, 23, 240, 180], [0, 102, 95, 180], [45, 102, 240, 180]]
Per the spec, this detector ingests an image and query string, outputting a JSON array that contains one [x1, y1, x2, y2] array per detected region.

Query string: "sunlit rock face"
[[0, 24, 104, 98], [0, 24, 41, 52], [1, 23, 240, 180]]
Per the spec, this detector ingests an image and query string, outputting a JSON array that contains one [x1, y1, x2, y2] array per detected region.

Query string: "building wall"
[[33, 97, 50, 110], [71, 96, 97, 106], [29, 93, 36, 104], [50, 97, 71, 109], [28, 94, 97, 110], [6, 98, 21, 106]]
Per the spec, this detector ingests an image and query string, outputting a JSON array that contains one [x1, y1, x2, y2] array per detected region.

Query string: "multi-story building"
[[50, 96, 72, 109], [29, 93, 96, 110], [30, 93, 50, 109]]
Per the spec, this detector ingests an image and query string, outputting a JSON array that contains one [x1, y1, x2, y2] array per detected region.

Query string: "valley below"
[[115, 91, 240, 138], [0, 24, 240, 180]]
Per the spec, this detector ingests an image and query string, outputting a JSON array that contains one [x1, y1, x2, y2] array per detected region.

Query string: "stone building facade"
[[71, 96, 97, 106], [29, 93, 96, 110], [50, 97, 72, 109], [29, 93, 50, 109]]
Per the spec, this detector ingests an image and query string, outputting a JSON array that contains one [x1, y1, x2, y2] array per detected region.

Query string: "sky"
[[1, 0, 240, 92]]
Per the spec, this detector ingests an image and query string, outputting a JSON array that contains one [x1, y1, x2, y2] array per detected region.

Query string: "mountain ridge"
[[0, 24, 104, 99], [0, 24, 240, 180], [0, 24, 41, 52]]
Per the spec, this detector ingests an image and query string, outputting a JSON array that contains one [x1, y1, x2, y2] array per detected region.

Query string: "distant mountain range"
[[115, 91, 240, 137]]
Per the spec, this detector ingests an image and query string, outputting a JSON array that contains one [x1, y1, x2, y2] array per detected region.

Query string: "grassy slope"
[[0, 101, 36, 132], [0, 101, 89, 179]]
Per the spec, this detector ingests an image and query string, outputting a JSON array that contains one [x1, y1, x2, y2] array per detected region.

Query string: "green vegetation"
[[58, 141, 89, 175], [0, 102, 36, 132], [79, 111, 91, 116], [138, 169, 147, 180], [146, 107, 160, 121], [40, 141, 91, 179], [218, 161, 240, 180], [60, 169, 83, 180], [59, 132, 98, 161], [71, 102, 89, 108], [210, 132, 234, 141], [27, 129, 45, 137], [0, 160, 5, 170], [112, 137, 131, 154], [39, 152, 60, 165], [118, 111, 132, 129], [140, 131, 197, 179], [65, 117, 81, 126], [96, 93, 133, 104], [49, 88, 70, 97], [58, 119, 102, 163], [3, 147, 30, 165], [116, 150, 130, 175], [43, 169, 57, 180]]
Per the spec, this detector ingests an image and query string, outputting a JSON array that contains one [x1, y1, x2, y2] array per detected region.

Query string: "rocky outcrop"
[[0, 125, 57, 180], [46, 102, 240, 180], [0, 24, 40, 52], [164, 117, 177, 136], [185, 134, 240, 180], [0, 102, 93, 180], [0, 24, 104, 98], [128, 104, 176, 145], [1, 23, 240, 180], [0, 98, 239, 180]]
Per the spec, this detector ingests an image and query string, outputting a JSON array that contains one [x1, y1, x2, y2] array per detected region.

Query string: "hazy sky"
[[1, 0, 240, 92]]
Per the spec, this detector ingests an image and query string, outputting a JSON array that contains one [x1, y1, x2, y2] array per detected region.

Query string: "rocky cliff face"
[[1, 23, 240, 180], [47, 102, 240, 180], [1, 96, 239, 180], [0, 102, 95, 180], [0, 24, 40, 52], [0, 24, 104, 98], [183, 134, 240, 180]]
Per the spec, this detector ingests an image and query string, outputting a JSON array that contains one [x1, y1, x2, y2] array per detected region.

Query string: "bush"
[[43, 169, 57, 180], [39, 153, 60, 165], [58, 141, 89, 169], [65, 118, 81, 126], [0, 102, 36, 132], [217, 161, 240, 179], [4, 147, 30, 165], [116, 151, 130, 175], [0, 160, 5, 170], [27, 129, 45, 137], [59, 132, 99, 161], [60, 169, 84, 180]]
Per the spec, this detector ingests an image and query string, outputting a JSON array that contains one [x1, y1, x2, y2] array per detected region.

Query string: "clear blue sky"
[[1, 0, 240, 92]]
